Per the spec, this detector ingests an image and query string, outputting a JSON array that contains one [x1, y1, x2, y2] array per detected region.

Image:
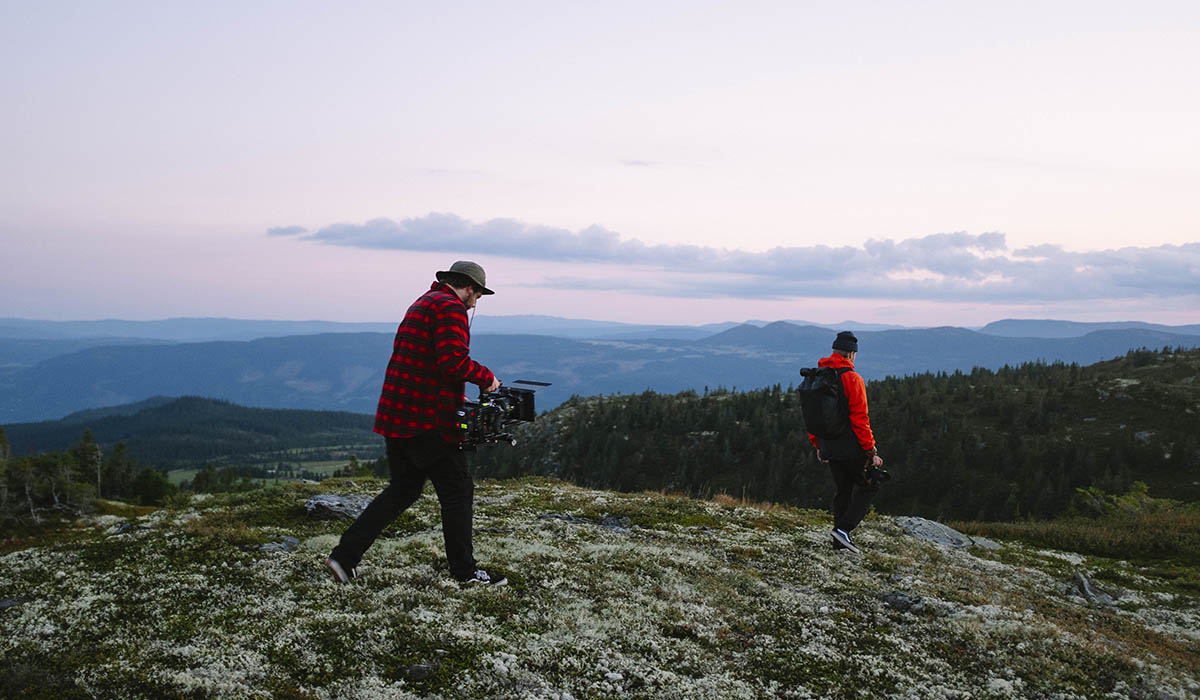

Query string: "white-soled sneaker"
[[460, 568, 508, 586], [830, 528, 860, 554], [325, 557, 356, 584]]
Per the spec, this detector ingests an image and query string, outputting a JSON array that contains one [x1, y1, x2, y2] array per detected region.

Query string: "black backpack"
[[798, 366, 852, 440]]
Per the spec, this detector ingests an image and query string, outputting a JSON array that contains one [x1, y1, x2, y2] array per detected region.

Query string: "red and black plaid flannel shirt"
[[374, 282, 496, 441]]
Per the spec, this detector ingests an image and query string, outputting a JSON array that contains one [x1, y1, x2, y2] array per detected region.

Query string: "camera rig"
[[455, 380, 550, 450], [864, 465, 891, 486]]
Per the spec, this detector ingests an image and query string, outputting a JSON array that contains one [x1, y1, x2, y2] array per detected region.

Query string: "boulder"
[[304, 494, 374, 520], [880, 592, 925, 613], [259, 536, 300, 552], [894, 516, 974, 549], [599, 515, 632, 531], [1072, 571, 1114, 605]]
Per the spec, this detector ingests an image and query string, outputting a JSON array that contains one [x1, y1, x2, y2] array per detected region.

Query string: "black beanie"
[[832, 331, 858, 352]]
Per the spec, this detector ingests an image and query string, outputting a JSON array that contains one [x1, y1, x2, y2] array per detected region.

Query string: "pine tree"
[[0, 427, 9, 515], [102, 443, 136, 499], [71, 430, 103, 499]]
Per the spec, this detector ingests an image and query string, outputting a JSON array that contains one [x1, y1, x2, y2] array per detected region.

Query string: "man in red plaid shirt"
[[327, 261, 508, 585]]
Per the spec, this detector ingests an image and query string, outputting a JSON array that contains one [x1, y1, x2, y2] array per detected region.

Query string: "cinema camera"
[[865, 465, 891, 486], [455, 380, 550, 449]]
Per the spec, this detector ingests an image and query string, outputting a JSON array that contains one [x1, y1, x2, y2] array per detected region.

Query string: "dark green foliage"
[[101, 442, 136, 498], [955, 482, 1200, 566], [476, 348, 1200, 522], [131, 467, 177, 506], [186, 463, 258, 494], [3, 396, 378, 467]]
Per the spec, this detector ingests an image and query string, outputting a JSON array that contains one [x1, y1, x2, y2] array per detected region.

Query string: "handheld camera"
[[455, 380, 550, 450]]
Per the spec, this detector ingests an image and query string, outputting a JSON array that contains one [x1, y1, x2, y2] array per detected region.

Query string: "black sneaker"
[[325, 557, 357, 584], [830, 528, 860, 554], [460, 568, 507, 586]]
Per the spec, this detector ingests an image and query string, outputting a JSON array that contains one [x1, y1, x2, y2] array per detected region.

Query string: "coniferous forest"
[[2, 347, 1197, 529], [474, 347, 1200, 522]]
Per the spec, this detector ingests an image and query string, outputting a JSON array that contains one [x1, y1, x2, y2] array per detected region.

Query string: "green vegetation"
[[954, 482, 1200, 577], [1, 478, 1196, 698], [476, 346, 1200, 522], [3, 396, 379, 468], [0, 429, 156, 530]]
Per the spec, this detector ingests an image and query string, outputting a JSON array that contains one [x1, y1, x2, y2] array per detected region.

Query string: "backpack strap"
[[833, 367, 853, 436]]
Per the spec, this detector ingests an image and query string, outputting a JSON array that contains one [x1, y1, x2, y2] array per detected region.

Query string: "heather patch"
[[1, 477, 1197, 699]]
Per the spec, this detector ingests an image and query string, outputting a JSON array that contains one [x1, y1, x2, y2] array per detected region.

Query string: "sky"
[[3, 1, 1198, 327]]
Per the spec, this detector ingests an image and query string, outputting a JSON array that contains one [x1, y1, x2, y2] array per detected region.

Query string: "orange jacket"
[[807, 353, 875, 454]]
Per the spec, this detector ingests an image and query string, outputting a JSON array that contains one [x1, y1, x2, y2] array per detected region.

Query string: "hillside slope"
[[476, 347, 1200, 521], [1, 478, 1196, 698], [2, 396, 377, 467]]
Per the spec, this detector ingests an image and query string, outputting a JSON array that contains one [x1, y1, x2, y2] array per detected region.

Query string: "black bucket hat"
[[436, 260, 494, 295]]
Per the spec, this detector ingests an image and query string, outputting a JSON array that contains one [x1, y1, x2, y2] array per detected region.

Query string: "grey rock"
[[969, 536, 1004, 550], [894, 516, 974, 549], [259, 536, 300, 552], [599, 515, 632, 531], [107, 521, 150, 535], [1072, 571, 1114, 605], [880, 592, 925, 612], [0, 599, 22, 610], [305, 494, 374, 520]]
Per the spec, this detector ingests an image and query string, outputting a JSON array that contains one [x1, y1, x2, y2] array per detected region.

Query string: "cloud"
[[266, 225, 307, 237], [267, 214, 1200, 303]]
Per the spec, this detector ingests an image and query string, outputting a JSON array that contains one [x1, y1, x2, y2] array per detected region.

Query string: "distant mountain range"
[[978, 319, 1200, 338], [5, 315, 1197, 344], [1, 318, 1198, 423], [0, 315, 911, 344]]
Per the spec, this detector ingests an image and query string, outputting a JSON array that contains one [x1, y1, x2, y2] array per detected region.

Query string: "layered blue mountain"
[[2, 319, 1198, 423]]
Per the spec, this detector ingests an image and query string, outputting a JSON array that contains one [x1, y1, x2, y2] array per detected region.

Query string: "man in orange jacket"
[[808, 331, 885, 553]]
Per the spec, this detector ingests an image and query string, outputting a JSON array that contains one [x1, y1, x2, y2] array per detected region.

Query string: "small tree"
[[102, 443, 136, 499], [0, 427, 9, 514], [72, 430, 103, 499], [30, 453, 74, 509], [191, 464, 219, 493], [132, 468, 177, 506], [8, 457, 38, 524]]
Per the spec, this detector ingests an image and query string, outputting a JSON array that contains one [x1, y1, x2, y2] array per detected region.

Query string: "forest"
[[474, 346, 1200, 522], [2, 347, 1197, 529], [3, 396, 378, 467]]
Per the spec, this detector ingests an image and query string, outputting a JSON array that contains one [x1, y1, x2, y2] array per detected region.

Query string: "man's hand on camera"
[[486, 377, 501, 392]]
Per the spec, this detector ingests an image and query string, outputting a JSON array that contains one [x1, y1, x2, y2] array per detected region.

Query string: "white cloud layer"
[[268, 214, 1200, 303]]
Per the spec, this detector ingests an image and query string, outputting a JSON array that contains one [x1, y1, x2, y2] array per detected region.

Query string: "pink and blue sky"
[[3, 1, 1198, 327]]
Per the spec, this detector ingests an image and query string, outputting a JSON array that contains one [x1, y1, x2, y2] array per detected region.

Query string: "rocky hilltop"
[[1, 478, 1197, 699]]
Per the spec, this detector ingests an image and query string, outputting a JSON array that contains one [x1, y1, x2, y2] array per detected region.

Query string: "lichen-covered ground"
[[2, 477, 1197, 699]]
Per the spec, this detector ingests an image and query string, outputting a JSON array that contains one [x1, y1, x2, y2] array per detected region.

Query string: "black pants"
[[331, 433, 476, 580], [829, 458, 880, 533]]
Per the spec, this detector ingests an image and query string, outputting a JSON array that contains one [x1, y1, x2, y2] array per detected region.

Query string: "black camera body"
[[454, 381, 547, 450], [865, 466, 891, 485]]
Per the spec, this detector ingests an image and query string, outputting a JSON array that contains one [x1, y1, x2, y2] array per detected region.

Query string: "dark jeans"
[[829, 458, 880, 533], [331, 433, 476, 579]]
